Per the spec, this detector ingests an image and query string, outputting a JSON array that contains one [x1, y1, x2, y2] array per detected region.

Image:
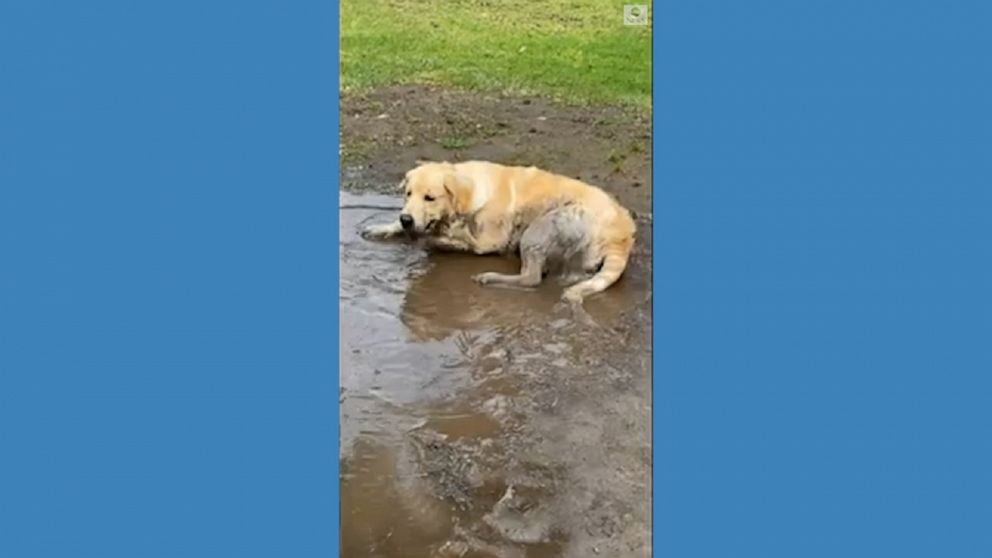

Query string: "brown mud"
[[340, 86, 652, 558], [340, 85, 651, 215]]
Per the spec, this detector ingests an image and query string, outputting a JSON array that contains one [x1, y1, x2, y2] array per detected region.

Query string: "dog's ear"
[[397, 176, 408, 192], [443, 173, 474, 214]]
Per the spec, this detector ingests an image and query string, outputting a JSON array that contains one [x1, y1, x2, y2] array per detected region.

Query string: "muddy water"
[[340, 192, 651, 558]]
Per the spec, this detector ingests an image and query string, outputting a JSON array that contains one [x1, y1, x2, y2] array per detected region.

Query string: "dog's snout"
[[399, 214, 414, 230]]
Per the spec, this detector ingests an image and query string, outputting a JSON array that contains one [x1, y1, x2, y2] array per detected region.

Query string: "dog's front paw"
[[361, 224, 394, 240]]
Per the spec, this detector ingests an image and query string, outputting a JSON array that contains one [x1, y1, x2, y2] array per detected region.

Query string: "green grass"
[[341, 0, 652, 109], [437, 136, 471, 150]]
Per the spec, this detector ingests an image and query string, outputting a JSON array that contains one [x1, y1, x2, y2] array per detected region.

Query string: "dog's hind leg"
[[472, 245, 546, 288], [472, 211, 563, 288]]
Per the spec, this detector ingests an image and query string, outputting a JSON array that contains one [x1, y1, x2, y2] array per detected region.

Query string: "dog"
[[362, 160, 636, 303]]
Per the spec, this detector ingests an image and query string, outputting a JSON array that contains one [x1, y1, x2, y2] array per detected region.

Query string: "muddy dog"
[[362, 161, 636, 303]]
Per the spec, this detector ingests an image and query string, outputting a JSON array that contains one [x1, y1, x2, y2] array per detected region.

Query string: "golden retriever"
[[362, 161, 636, 303]]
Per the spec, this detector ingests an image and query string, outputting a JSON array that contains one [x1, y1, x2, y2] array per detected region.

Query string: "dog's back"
[[455, 161, 636, 302]]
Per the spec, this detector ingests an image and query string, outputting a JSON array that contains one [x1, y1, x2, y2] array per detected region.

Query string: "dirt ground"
[[339, 86, 652, 558], [340, 85, 652, 215]]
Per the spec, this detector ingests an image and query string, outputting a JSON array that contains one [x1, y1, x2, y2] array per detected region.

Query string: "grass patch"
[[607, 148, 627, 174], [437, 136, 471, 150], [341, 0, 652, 109]]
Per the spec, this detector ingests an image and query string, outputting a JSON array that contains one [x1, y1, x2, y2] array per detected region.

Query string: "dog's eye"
[[424, 195, 435, 202], [406, 191, 411, 197]]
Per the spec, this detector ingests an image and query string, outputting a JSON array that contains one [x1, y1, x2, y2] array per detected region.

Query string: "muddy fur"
[[471, 203, 597, 289]]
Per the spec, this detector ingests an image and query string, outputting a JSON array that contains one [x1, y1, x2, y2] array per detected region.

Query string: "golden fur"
[[363, 160, 636, 303]]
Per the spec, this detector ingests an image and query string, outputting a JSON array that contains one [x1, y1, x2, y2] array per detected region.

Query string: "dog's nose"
[[399, 214, 414, 230]]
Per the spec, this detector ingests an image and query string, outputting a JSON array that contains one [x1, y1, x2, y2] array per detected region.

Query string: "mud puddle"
[[340, 190, 652, 557]]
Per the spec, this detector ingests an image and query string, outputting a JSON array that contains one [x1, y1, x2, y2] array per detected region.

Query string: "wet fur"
[[363, 161, 636, 303]]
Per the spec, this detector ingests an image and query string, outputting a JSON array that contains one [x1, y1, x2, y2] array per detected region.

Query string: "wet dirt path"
[[340, 191, 652, 557]]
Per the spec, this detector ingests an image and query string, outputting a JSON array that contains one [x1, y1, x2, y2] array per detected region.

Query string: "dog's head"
[[398, 161, 473, 235]]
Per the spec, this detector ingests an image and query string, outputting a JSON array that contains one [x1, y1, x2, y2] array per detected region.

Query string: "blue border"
[[654, 2, 991, 556], [0, 1, 339, 556], [3, 1, 991, 557]]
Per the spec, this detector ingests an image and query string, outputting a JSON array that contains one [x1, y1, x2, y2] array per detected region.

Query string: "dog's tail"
[[562, 234, 635, 304]]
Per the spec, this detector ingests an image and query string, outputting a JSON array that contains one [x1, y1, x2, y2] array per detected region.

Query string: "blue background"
[[0, 1, 989, 557], [1, 1, 338, 556], [655, 1, 991, 556]]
